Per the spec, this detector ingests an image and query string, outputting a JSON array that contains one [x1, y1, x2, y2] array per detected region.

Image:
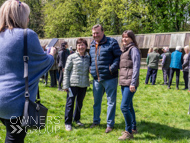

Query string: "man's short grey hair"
[[176, 46, 182, 51], [92, 24, 104, 31]]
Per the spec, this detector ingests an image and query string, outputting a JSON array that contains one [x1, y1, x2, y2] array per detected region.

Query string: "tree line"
[[0, 0, 190, 38]]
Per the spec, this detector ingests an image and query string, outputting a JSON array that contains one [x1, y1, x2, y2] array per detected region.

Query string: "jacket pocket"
[[70, 75, 80, 84]]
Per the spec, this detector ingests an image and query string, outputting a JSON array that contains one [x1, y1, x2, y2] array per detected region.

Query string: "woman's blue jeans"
[[121, 86, 137, 133]]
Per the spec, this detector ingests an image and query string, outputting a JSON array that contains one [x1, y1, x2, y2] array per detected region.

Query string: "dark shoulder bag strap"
[[23, 29, 40, 101], [23, 29, 29, 97]]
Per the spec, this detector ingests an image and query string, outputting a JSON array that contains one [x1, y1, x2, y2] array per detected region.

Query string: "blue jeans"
[[93, 78, 118, 127], [121, 86, 137, 133], [145, 67, 158, 85]]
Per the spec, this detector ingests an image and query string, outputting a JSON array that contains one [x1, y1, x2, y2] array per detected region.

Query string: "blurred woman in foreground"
[[0, 0, 55, 142]]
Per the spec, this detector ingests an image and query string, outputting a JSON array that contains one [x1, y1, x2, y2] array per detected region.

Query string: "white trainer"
[[65, 125, 72, 131]]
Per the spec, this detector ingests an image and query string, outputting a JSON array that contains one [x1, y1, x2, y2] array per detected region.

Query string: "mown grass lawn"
[[0, 69, 190, 143]]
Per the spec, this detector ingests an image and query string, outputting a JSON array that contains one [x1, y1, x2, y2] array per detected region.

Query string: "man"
[[168, 46, 183, 90], [57, 42, 70, 91], [161, 47, 171, 85], [145, 47, 161, 85], [89, 24, 122, 133], [49, 47, 59, 87], [69, 46, 75, 54]]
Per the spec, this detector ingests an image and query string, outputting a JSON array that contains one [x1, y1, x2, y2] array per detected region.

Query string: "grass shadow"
[[134, 120, 190, 141], [73, 121, 190, 141]]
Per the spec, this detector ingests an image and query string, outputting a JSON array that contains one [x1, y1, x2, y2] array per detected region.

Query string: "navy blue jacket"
[[57, 49, 70, 68], [89, 35, 122, 81]]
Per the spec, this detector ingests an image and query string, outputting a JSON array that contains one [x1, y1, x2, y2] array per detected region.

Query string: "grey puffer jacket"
[[63, 51, 90, 89]]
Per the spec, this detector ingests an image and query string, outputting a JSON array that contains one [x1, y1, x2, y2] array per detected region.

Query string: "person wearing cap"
[[182, 45, 190, 90], [57, 42, 70, 91], [161, 47, 171, 85], [145, 47, 161, 85], [147, 48, 154, 83], [69, 46, 75, 54], [168, 46, 183, 90]]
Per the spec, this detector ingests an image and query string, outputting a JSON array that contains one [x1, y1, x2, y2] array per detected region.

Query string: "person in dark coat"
[[89, 24, 122, 133], [49, 47, 58, 87], [57, 42, 70, 91], [161, 47, 171, 85]]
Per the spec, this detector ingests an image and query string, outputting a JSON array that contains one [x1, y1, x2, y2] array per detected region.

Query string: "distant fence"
[[39, 31, 190, 58]]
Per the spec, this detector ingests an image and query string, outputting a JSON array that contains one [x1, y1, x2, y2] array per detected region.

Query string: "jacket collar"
[[76, 51, 89, 57], [91, 35, 107, 46], [121, 42, 135, 52]]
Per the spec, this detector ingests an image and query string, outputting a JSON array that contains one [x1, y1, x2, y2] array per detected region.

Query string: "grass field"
[[0, 69, 190, 143]]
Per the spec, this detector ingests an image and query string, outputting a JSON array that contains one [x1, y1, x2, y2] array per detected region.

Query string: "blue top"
[[89, 35, 122, 81], [0, 28, 54, 119], [170, 50, 182, 69]]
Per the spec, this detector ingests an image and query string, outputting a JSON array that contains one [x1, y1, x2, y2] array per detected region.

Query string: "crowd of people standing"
[[0, 0, 190, 142], [43, 24, 140, 140], [145, 45, 190, 91]]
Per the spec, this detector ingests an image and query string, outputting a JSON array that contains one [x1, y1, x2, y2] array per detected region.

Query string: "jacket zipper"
[[82, 56, 84, 85], [95, 44, 100, 81]]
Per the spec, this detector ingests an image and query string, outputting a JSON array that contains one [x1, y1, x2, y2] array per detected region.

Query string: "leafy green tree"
[[43, 0, 99, 38], [143, 0, 190, 32], [96, 0, 123, 35], [25, 0, 44, 37], [118, 0, 152, 34], [42, 0, 190, 37]]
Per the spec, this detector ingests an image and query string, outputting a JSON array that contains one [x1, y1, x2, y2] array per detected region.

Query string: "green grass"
[[1, 69, 190, 143]]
